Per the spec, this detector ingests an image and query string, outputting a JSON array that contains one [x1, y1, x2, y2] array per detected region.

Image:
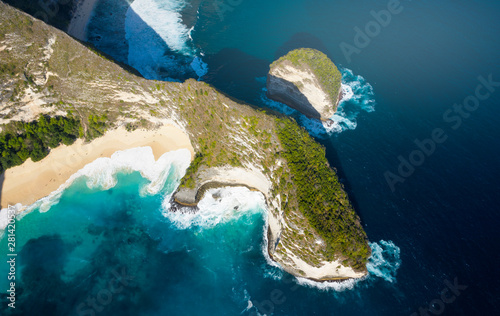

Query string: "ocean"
[[2, 0, 500, 314]]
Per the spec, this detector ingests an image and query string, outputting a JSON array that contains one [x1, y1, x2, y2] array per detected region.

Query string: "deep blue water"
[[3, 0, 500, 315]]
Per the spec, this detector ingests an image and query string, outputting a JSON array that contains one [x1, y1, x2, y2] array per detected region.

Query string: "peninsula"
[[0, 2, 370, 281]]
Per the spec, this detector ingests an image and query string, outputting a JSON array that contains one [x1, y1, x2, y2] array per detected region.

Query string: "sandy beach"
[[0, 125, 194, 209], [67, 0, 100, 40]]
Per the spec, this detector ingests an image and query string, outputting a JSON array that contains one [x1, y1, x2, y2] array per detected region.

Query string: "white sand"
[[1, 125, 194, 208], [67, 0, 100, 40], [286, 250, 366, 280]]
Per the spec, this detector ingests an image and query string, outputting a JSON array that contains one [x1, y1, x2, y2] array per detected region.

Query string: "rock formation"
[[267, 48, 342, 121], [0, 3, 369, 282]]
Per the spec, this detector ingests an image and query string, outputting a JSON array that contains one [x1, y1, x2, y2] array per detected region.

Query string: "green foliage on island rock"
[[271, 48, 342, 105]]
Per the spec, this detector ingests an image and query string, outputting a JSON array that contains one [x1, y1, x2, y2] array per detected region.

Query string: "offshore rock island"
[[0, 2, 370, 281], [267, 48, 343, 121]]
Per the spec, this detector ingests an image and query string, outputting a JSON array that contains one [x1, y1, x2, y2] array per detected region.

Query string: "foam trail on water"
[[279, 240, 401, 292], [128, 0, 191, 54], [125, 0, 208, 80], [258, 67, 376, 137], [163, 186, 266, 229], [0, 147, 192, 232], [296, 276, 363, 292], [367, 240, 401, 283]]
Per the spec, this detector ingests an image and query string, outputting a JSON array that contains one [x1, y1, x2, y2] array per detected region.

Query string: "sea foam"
[[367, 240, 401, 283], [0, 147, 192, 232], [281, 240, 401, 292], [259, 67, 376, 137], [125, 0, 208, 80], [163, 186, 266, 229]]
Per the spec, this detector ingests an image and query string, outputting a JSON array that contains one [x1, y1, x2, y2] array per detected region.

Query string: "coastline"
[[67, 0, 99, 40], [0, 125, 194, 209]]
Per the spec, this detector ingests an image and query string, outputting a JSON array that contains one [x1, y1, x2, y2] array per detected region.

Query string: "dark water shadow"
[[319, 137, 368, 226], [180, 0, 203, 28], [85, 0, 134, 65], [202, 47, 271, 104], [274, 32, 332, 60]]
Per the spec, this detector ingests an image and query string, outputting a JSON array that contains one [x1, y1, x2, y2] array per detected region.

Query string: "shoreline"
[[0, 125, 194, 209], [67, 0, 99, 40]]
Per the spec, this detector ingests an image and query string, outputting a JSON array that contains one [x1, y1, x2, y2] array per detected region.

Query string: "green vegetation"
[[86, 114, 108, 140], [180, 152, 204, 189], [0, 63, 18, 76], [0, 114, 81, 172], [271, 48, 342, 104], [175, 82, 277, 193], [276, 117, 370, 269], [0, 3, 370, 274]]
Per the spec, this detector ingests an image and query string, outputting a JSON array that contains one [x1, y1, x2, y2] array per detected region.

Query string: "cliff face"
[[0, 3, 369, 281], [174, 166, 271, 206], [267, 48, 342, 121]]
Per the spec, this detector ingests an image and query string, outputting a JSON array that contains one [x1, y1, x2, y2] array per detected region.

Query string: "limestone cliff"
[[267, 48, 342, 121], [0, 3, 370, 281]]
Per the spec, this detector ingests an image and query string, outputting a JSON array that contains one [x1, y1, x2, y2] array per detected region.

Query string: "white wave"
[[188, 26, 194, 41], [275, 239, 401, 292], [294, 275, 364, 292], [0, 203, 23, 237], [262, 264, 284, 281], [339, 68, 376, 112], [0, 147, 192, 231], [258, 67, 376, 137], [243, 299, 253, 313], [125, 0, 208, 80], [340, 82, 354, 102], [72, 147, 190, 195], [367, 240, 401, 283], [127, 0, 191, 54], [163, 186, 266, 229]]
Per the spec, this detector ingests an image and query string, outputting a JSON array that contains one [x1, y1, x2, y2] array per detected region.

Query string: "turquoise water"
[[2, 0, 500, 314], [0, 147, 399, 315]]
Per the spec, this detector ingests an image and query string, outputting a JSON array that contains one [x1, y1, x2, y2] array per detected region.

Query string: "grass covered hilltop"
[[0, 2, 370, 280], [267, 48, 343, 121]]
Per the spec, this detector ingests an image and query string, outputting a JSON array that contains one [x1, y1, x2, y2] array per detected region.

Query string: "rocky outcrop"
[[265, 191, 367, 281], [0, 3, 369, 282], [173, 164, 368, 281], [173, 165, 271, 206], [267, 48, 342, 121]]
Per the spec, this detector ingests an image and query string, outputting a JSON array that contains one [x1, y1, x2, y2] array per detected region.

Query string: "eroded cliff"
[[267, 48, 342, 121], [0, 3, 369, 281]]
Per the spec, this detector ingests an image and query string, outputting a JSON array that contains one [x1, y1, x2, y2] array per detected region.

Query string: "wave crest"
[[125, 0, 208, 80], [163, 186, 266, 229], [278, 240, 401, 292], [367, 240, 401, 283], [0, 147, 192, 232]]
